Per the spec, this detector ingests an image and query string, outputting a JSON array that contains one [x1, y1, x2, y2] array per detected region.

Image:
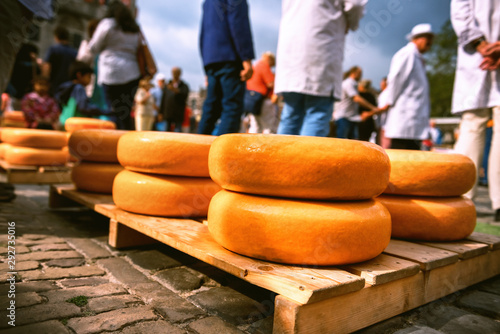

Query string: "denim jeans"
[[198, 62, 246, 135], [335, 118, 359, 139], [277, 92, 333, 137]]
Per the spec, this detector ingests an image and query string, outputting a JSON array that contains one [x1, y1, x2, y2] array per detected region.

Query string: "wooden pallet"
[[49, 185, 500, 334], [0, 159, 71, 184]]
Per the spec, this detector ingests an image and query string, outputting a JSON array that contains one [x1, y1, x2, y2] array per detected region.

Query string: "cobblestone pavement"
[[0, 184, 499, 334]]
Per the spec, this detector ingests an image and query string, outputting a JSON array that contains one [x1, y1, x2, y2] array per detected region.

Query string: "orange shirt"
[[246, 60, 274, 97]]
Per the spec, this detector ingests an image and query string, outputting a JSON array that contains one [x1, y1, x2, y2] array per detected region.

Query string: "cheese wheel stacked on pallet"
[[68, 129, 127, 194], [1, 129, 69, 166], [208, 134, 392, 266], [65, 117, 116, 133], [114, 132, 220, 217], [377, 149, 477, 241], [1, 111, 27, 128]]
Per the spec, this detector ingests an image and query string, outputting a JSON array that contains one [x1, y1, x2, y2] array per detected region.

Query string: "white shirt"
[[274, 0, 366, 99], [88, 18, 141, 85], [334, 77, 360, 120], [384, 42, 430, 140], [451, 0, 500, 113]]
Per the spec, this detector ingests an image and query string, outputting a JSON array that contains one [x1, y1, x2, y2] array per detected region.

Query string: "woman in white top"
[[134, 78, 157, 131], [88, 1, 141, 130]]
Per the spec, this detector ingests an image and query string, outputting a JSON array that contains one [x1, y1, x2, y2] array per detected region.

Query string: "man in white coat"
[[381, 23, 434, 150], [274, 0, 366, 137], [451, 0, 500, 221]]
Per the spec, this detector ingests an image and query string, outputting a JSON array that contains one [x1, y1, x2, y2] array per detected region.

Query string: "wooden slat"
[[340, 254, 421, 285], [95, 203, 365, 305], [417, 240, 489, 260], [383, 239, 459, 271], [467, 232, 500, 251], [108, 219, 157, 248], [52, 185, 114, 210]]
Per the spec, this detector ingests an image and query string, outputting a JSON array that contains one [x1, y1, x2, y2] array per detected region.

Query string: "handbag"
[[137, 31, 157, 78]]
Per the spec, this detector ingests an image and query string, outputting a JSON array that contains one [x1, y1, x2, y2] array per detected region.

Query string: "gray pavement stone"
[[0, 320, 70, 334], [0, 302, 81, 328], [188, 287, 267, 326], [246, 316, 274, 334], [111, 320, 186, 334], [46, 258, 86, 268], [0, 246, 30, 254], [59, 277, 109, 288], [439, 313, 500, 334], [154, 267, 203, 292], [66, 306, 157, 334], [0, 292, 43, 309], [40, 283, 127, 303], [88, 294, 144, 314], [16, 237, 66, 246], [0, 281, 59, 294], [16, 250, 82, 262], [97, 258, 151, 286], [0, 260, 39, 272], [394, 326, 443, 334], [477, 276, 500, 295], [412, 304, 470, 329], [66, 237, 112, 259], [354, 316, 408, 334], [457, 290, 500, 319], [126, 249, 182, 272], [21, 265, 105, 280], [188, 316, 245, 334], [30, 243, 73, 252]]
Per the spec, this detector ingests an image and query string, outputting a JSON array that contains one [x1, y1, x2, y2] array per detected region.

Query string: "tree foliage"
[[427, 20, 457, 117]]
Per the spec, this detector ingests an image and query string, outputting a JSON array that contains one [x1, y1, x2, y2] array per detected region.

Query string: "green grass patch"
[[474, 222, 500, 236], [66, 295, 88, 307]]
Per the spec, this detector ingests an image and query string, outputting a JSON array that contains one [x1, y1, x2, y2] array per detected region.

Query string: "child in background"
[[21, 76, 60, 129], [56, 61, 110, 127]]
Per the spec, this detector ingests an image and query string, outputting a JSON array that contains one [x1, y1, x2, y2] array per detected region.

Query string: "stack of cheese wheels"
[[377, 149, 477, 241], [65, 117, 116, 133], [114, 132, 221, 217], [208, 134, 393, 266], [68, 129, 127, 194], [1, 128, 69, 166], [1, 111, 27, 128]]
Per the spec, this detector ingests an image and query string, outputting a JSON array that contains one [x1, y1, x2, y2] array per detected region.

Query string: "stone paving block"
[[112, 320, 186, 334], [0, 260, 39, 272], [0, 246, 30, 254], [126, 249, 182, 272], [97, 258, 152, 286], [88, 294, 144, 314], [40, 283, 127, 303], [0, 292, 43, 309], [412, 304, 470, 329], [0, 320, 70, 334], [59, 277, 109, 288], [439, 313, 500, 334], [16, 250, 83, 262], [457, 290, 500, 319], [46, 258, 86, 268], [21, 265, 105, 281], [154, 267, 203, 292], [477, 276, 500, 295], [394, 326, 443, 334], [354, 316, 407, 334], [66, 305, 157, 334], [188, 287, 267, 326], [30, 243, 73, 252], [16, 237, 66, 246], [188, 316, 245, 334], [66, 238, 112, 259], [0, 281, 59, 294], [246, 316, 274, 334], [0, 302, 81, 328]]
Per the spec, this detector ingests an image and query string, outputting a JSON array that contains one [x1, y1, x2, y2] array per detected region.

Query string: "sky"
[[136, 0, 452, 91]]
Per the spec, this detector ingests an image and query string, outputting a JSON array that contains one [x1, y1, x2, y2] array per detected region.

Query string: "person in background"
[[9, 43, 40, 110], [451, 0, 500, 221], [275, 0, 366, 137], [21, 76, 60, 129], [160, 67, 189, 132], [197, 0, 255, 136], [357, 79, 378, 142], [42, 26, 78, 95], [1, 92, 12, 115], [88, 0, 141, 130], [376, 77, 391, 148], [150, 73, 166, 130], [134, 78, 157, 131]]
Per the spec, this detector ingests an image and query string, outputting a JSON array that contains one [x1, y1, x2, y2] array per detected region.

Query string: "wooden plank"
[[49, 185, 80, 209], [53, 185, 114, 210], [108, 219, 157, 248], [273, 250, 500, 334], [417, 240, 489, 260], [340, 254, 421, 285], [467, 232, 500, 251], [94, 203, 365, 305], [6, 169, 72, 184], [383, 239, 459, 271]]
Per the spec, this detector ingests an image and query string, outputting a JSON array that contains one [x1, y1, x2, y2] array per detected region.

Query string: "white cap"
[[155, 73, 166, 81], [406, 23, 434, 40]]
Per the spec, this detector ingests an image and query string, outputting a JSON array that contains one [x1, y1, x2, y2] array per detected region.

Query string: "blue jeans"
[[277, 92, 333, 137], [198, 62, 246, 135], [335, 118, 359, 139]]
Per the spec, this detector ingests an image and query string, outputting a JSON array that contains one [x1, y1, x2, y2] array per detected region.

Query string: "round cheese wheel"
[[2, 111, 26, 122], [72, 162, 123, 194], [0, 143, 11, 159], [65, 117, 116, 133], [1, 128, 68, 149], [208, 190, 392, 266], [113, 169, 221, 217], [384, 149, 476, 197], [377, 195, 476, 241], [69, 129, 127, 163], [4, 146, 68, 166], [209, 134, 391, 200], [117, 132, 216, 177]]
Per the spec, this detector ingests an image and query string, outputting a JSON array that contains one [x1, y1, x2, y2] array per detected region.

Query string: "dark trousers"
[[390, 138, 422, 150], [102, 78, 140, 130], [198, 62, 245, 135]]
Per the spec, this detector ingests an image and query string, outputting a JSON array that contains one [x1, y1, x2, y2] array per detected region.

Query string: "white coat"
[[384, 42, 430, 140], [451, 0, 500, 113], [274, 0, 366, 99]]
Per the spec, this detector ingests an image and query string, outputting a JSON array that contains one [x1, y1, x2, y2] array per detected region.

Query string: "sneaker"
[[495, 209, 500, 222]]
